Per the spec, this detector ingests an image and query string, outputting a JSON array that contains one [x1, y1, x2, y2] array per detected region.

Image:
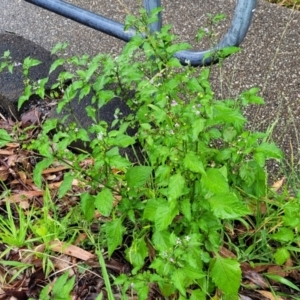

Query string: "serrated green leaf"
[[0, 129, 13, 147], [58, 172, 75, 198], [155, 202, 178, 231], [270, 227, 294, 243], [171, 269, 186, 296], [180, 198, 191, 221], [190, 289, 206, 300], [183, 151, 205, 174], [256, 142, 283, 160], [210, 255, 241, 295], [209, 192, 250, 219], [49, 58, 65, 74], [201, 168, 228, 194], [192, 119, 206, 141], [254, 152, 266, 167], [125, 237, 148, 271], [168, 173, 185, 200], [109, 134, 135, 148], [273, 248, 290, 265], [143, 198, 162, 221], [152, 230, 172, 250], [126, 166, 152, 189], [80, 192, 95, 222], [23, 57, 41, 68], [94, 188, 113, 217], [18, 85, 31, 110], [106, 218, 125, 257]]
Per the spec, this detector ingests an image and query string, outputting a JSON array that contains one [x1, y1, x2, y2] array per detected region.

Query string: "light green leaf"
[[273, 248, 290, 265], [109, 134, 136, 148], [94, 188, 114, 217], [126, 166, 152, 189], [0, 129, 13, 147], [192, 119, 206, 141], [183, 151, 205, 174], [80, 192, 95, 222], [152, 230, 172, 250], [201, 168, 228, 194], [256, 142, 283, 160], [270, 227, 294, 243], [190, 289, 206, 300], [210, 255, 241, 295], [143, 198, 163, 221], [58, 172, 75, 198], [180, 198, 191, 221], [155, 202, 178, 231], [168, 173, 185, 200], [125, 237, 148, 272], [105, 218, 125, 257], [49, 58, 65, 74], [171, 269, 186, 296], [33, 157, 53, 188], [209, 192, 250, 219]]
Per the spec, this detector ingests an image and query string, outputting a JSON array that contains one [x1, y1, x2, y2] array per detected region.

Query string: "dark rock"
[[0, 33, 63, 118], [48, 92, 144, 163]]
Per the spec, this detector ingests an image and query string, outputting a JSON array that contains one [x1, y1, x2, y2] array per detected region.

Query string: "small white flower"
[[176, 238, 181, 245], [171, 100, 178, 107], [170, 130, 174, 135], [97, 132, 103, 140], [175, 123, 179, 128], [195, 111, 200, 115], [74, 128, 79, 132], [14, 62, 22, 67], [170, 257, 175, 263], [185, 235, 191, 242]]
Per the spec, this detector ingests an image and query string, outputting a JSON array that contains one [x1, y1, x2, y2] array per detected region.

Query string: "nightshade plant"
[[0, 8, 284, 300]]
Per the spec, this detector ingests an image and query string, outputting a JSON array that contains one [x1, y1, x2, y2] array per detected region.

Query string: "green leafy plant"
[[1, 6, 295, 299], [29, 271, 75, 300]]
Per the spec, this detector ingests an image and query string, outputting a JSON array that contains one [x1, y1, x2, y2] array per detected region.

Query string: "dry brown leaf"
[[42, 165, 71, 174], [257, 290, 284, 300], [271, 177, 285, 192], [5, 190, 43, 203], [6, 143, 19, 148], [49, 240, 95, 261], [0, 149, 14, 155], [219, 246, 237, 258], [17, 171, 27, 182], [0, 166, 9, 181], [243, 270, 269, 289], [267, 265, 286, 277], [21, 109, 41, 128]]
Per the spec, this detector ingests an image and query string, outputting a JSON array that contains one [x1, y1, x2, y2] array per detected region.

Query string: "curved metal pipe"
[[175, 0, 257, 66], [23, 0, 257, 67]]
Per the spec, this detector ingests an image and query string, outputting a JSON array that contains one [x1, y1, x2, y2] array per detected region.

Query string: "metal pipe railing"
[[23, 0, 257, 67]]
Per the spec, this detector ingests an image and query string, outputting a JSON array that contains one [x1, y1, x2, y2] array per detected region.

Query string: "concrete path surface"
[[0, 0, 299, 170]]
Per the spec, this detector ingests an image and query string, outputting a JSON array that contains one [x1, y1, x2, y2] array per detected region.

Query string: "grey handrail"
[[23, 0, 257, 67]]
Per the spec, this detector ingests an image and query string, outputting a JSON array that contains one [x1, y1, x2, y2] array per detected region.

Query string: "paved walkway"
[[0, 0, 299, 168]]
